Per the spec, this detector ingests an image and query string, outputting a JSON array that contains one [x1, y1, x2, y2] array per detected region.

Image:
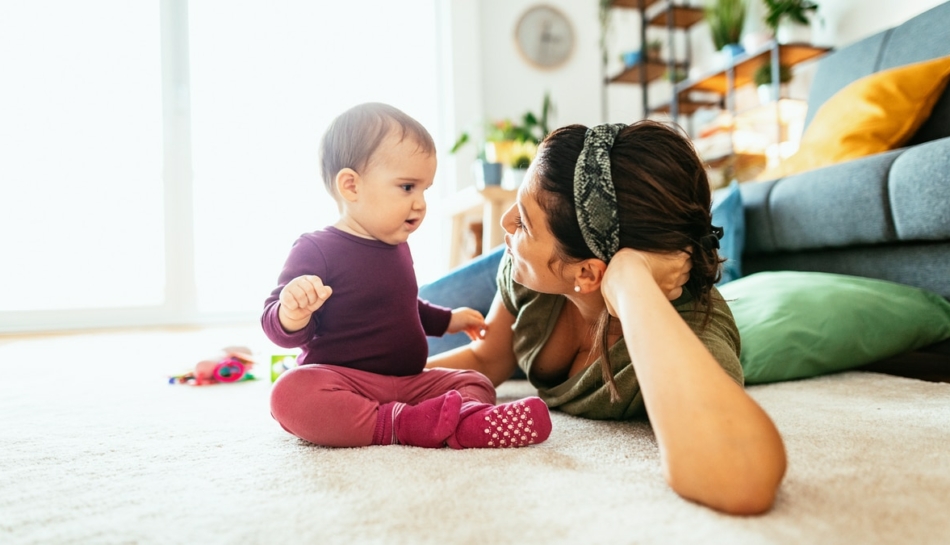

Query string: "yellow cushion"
[[757, 54, 950, 180]]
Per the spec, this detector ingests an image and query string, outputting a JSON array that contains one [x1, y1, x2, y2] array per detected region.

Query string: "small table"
[[443, 185, 517, 269]]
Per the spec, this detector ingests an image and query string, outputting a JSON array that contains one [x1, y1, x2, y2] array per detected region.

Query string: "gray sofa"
[[740, 1, 950, 301]]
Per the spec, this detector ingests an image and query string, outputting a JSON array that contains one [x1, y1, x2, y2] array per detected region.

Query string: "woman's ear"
[[573, 259, 608, 294], [335, 168, 360, 202]]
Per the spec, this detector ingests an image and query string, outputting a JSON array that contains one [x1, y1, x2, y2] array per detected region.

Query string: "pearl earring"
[[574, 286, 581, 293]]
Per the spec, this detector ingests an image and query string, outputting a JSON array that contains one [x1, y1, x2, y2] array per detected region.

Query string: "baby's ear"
[[335, 168, 360, 202]]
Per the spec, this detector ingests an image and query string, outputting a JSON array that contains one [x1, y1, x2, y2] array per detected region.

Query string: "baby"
[[263, 102, 551, 449]]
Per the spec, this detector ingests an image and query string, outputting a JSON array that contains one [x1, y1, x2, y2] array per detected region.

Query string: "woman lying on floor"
[[424, 121, 787, 515]]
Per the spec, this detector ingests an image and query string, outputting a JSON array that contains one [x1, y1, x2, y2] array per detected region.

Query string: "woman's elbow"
[[667, 453, 787, 516]]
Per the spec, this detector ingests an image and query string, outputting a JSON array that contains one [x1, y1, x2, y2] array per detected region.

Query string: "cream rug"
[[1, 326, 948, 545]]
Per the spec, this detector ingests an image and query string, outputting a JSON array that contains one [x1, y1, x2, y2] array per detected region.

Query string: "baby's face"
[[345, 132, 436, 245]]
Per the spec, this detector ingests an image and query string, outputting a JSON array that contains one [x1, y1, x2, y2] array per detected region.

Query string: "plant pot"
[[776, 21, 812, 44], [503, 167, 529, 190], [715, 43, 746, 68], [473, 160, 503, 188], [741, 30, 772, 53], [621, 50, 641, 68], [721, 43, 745, 58], [757, 84, 788, 104]]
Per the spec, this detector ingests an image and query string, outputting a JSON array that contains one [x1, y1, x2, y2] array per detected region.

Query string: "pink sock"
[[447, 397, 552, 449], [373, 391, 462, 448]]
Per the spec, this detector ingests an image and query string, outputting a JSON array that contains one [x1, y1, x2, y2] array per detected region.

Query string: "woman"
[[425, 121, 786, 514]]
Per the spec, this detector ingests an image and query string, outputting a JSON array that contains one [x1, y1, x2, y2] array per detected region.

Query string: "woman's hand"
[[601, 248, 691, 316]]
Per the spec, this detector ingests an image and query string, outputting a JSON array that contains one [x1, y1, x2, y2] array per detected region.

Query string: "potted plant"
[[754, 62, 793, 103], [704, 0, 747, 58], [665, 67, 689, 84], [763, 0, 818, 43], [451, 93, 553, 188], [449, 130, 504, 187], [646, 38, 663, 62]]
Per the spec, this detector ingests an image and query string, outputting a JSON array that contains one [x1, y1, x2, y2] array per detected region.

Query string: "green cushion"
[[719, 271, 950, 384]]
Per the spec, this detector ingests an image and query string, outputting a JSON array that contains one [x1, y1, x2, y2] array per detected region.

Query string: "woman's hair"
[[319, 102, 435, 198], [533, 120, 723, 400]]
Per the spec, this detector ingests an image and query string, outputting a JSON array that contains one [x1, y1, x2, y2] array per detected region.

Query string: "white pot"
[[503, 168, 529, 190], [741, 30, 772, 53], [757, 84, 790, 104], [776, 21, 812, 44]]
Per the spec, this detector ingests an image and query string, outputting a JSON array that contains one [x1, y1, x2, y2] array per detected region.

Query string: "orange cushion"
[[757, 54, 950, 180]]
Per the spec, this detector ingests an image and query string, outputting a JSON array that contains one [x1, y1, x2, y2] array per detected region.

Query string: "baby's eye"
[[400, 184, 414, 193], [514, 216, 525, 230]]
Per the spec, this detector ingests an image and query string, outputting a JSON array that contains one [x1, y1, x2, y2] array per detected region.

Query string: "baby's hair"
[[319, 102, 435, 197]]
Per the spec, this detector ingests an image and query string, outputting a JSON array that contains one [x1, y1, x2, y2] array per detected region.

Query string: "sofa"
[[740, 1, 950, 301]]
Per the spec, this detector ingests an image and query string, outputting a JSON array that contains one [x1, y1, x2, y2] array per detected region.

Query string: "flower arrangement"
[[451, 93, 552, 168]]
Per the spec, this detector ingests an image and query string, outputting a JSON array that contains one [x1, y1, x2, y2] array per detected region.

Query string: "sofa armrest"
[[889, 137, 950, 241], [742, 149, 903, 253]]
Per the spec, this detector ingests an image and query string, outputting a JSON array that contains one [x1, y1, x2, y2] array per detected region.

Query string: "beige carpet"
[[1, 326, 948, 545]]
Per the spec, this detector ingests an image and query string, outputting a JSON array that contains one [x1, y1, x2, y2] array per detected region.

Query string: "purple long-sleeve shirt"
[[262, 227, 452, 376]]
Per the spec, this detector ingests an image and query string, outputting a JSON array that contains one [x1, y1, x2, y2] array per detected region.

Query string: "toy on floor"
[[168, 346, 257, 386], [270, 354, 298, 383]]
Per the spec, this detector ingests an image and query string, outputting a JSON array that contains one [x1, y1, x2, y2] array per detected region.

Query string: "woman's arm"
[[426, 293, 519, 387], [601, 249, 787, 515]]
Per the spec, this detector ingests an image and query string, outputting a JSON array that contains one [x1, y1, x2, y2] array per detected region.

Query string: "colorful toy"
[[270, 354, 298, 382], [168, 346, 257, 386]]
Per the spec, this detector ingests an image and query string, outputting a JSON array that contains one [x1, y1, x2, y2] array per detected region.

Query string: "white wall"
[[447, 0, 947, 144]]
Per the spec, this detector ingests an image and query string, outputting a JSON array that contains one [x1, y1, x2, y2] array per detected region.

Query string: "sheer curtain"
[[0, 1, 443, 332]]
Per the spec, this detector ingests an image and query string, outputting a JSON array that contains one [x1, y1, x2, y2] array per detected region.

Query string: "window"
[[0, 1, 444, 332], [0, 2, 164, 314]]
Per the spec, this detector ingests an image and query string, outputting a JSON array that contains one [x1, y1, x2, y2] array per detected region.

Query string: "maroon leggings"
[[270, 364, 496, 447]]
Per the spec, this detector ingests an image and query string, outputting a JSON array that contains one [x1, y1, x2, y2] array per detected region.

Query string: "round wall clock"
[[514, 5, 575, 70]]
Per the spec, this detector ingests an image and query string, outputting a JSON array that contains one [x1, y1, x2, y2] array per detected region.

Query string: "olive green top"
[[497, 253, 743, 420]]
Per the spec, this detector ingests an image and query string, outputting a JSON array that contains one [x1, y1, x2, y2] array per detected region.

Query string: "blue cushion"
[[712, 180, 744, 285]]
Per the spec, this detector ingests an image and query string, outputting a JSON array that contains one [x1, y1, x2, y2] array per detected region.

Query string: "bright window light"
[[0, 1, 164, 312], [188, 0, 442, 313]]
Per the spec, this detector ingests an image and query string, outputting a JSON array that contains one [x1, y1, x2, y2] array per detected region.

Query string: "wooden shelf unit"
[[608, 60, 687, 85], [647, 5, 704, 29], [611, 0, 663, 9], [679, 42, 830, 96], [606, 1, 705, 119]]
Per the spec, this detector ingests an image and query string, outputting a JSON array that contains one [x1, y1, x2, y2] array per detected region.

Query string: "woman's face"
[[501, 168, 574, 294]]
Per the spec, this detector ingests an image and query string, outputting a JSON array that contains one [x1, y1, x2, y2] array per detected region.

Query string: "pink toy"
[[168, 346, 257, 386]]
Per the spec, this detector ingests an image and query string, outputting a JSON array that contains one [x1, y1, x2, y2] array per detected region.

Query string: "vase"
[[473, 160, 503, 189], [715, 44, 746, 68], [757, 84, 788, 104], [776, 21, 812, 44], [503, 167, 529, 190]]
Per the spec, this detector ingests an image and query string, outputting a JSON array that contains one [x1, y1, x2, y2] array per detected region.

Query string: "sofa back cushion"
[[805, 1, 950, 143]]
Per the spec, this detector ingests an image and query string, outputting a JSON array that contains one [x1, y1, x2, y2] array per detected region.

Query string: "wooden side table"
[[442, 185, 517, 269]]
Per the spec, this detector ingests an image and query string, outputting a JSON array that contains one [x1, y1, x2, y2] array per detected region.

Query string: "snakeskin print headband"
[[573, 123, 626, 262]]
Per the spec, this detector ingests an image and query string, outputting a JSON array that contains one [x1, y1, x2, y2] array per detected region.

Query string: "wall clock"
[[514, 5, 575, 70]]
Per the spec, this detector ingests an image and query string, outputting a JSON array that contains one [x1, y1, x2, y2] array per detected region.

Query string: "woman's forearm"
[[606, 258, 786, 514], [427, 343, 516, 387], [427, 294, 519, 387]]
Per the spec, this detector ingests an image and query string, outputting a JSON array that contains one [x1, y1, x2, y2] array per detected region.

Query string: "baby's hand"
[[447, 307, 487, 341], [278, 275, 333, 331]]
